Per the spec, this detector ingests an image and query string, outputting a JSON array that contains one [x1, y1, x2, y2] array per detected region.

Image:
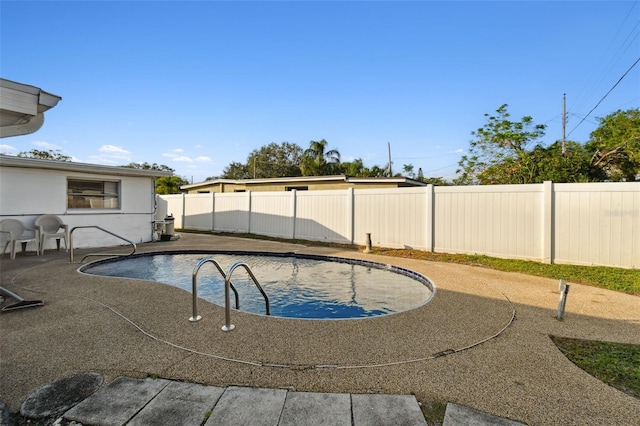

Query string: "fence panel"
[[250, 191, 294, 238], [554, 182, 640, 268], [294, 190, 351, 243], [159, 194, 184, 228], [213, 193, 250, 232], [433, 184, 544, 260], [183, 193, 213, 230], [158, 181, 639, 268], [353, 187, 429, 249]]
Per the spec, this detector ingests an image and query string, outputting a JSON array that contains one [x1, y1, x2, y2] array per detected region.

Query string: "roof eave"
[[0, 155, 173, 178]]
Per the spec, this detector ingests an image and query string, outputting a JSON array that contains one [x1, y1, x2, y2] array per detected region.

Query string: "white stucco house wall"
[[0, 78, 172, 252]]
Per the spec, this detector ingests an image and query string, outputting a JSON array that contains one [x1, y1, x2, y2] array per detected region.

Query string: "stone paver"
[[204, 386, 288, 426], [352, 394, 427, 426], [443, 403, 527, 426], [64, 377, 169, 426], [128, 381, 225, 426], [279, 391, 351, 426]]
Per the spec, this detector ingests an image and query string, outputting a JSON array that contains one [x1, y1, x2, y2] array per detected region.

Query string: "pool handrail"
[[69, 226, 137, 263], [189, 257, 239, 322], [223, 261, 271, 332]]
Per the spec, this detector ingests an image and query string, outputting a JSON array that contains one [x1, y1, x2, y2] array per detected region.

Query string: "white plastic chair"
[[35, 214, 69, 255], [0, 219, 39, 260]]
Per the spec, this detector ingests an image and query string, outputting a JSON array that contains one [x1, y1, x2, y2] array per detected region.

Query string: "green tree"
[[586, 108, 640, 181], [422, 177, 451, 185], [402, 164, 416, 179], [342, 158, 384, 177], [17, 149, 72, 161], [247, 142, 303, 178], [368, 164, 389, 177], [406, 165, 450, 185], [532, 141, 602, 183], [155, 176, 189, 194], [456, 104, 546, 184], [300, 139, 341, 176], [341, 158, 364, 176], [220, 142, 303, 179], [122, 162, 174, 172], [120, 162, 188, 193], [220, 161, 250, 179]]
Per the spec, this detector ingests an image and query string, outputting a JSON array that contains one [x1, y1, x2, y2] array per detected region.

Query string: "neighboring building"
[[181, 175, 427, 194], [0, 79, 172, 251]]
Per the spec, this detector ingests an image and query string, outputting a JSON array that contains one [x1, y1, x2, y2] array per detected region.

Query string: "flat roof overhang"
[[0, 78, 62, 138]]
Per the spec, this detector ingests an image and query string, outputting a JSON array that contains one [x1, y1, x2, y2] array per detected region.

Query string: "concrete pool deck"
[[1, 233, 639, 425]]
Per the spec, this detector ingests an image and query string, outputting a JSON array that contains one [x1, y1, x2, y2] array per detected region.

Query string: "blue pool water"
[[80, 251, 435, 319]]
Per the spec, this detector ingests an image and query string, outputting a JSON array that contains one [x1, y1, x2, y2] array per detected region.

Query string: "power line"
[[570, 1, 639, 114], [567, 56, 640, 137]]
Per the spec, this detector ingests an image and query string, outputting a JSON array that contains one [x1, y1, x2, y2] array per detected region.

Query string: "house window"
[[67, 179, 120, 209]]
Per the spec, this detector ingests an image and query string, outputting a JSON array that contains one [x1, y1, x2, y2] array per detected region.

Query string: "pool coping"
[[78, 249, 437, 321]]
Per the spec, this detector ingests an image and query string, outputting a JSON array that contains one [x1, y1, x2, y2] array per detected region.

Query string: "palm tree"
[[300, 140, 341, 176]]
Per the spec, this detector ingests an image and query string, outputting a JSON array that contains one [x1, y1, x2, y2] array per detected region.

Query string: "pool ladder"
[[190, 257, 270, 332]]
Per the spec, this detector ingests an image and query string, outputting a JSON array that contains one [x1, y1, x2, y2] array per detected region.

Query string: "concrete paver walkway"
[[15, 373, 524, 426], [63, 376, 427, 426]]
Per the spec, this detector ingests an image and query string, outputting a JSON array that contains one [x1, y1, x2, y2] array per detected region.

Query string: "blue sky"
[[1, 1, 638, 183]]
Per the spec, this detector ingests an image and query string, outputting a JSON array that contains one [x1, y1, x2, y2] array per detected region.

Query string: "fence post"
[[291, 189, 297, 239], [180, 193, 186, 230], [211, 192, 215, 232], [247, 191, 252, 234], [347, 187, 355, 244], [543, 181, 554, 264], [425, 184, 434, 252]]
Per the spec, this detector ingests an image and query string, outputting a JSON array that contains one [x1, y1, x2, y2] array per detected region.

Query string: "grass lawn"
[[551, 336, 640, 399]]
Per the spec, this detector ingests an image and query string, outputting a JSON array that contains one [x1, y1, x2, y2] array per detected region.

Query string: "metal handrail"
[[189, 257, 239, 322], [69, 225, 137, 263], [222, 261, 270, 332]]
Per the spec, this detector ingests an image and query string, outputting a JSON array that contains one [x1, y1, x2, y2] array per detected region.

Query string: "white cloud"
[[99, 145, 131, 155], [195, 156, 211, 162], [33, 140, 61, 150], [91, 144, 132, 165], [172, 156, 193, 163], [450, 148, 464, 154], [0, 144, 17, 153], [162, 150, 194, 163]]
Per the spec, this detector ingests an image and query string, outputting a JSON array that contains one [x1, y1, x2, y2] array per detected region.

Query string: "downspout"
[[151, 177, 158, 241]]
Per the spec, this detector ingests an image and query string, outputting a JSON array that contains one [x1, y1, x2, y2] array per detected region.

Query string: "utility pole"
[[562, 93, 567, 156], [387, 142, 392, 176]]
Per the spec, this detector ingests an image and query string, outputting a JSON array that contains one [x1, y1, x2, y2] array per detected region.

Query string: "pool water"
[[81, 252, 435, 319]]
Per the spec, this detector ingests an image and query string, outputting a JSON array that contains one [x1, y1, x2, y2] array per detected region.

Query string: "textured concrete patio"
[[1, 233, 639, 425]]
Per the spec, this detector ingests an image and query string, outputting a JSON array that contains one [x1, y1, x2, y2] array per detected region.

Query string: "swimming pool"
[[80, 251, 435, 319]]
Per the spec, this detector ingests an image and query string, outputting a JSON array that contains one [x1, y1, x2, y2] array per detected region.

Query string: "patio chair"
[[0, 219, 39, 260], [35, 214, 69, 255]]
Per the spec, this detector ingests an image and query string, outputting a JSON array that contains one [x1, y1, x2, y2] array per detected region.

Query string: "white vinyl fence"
[[157, 181, 640, 269]]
